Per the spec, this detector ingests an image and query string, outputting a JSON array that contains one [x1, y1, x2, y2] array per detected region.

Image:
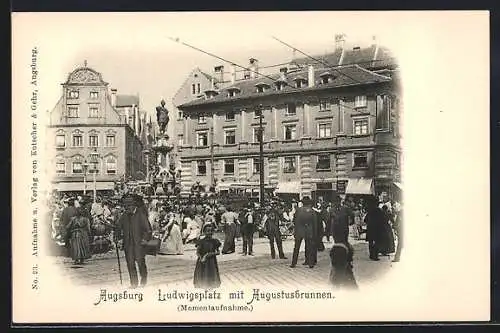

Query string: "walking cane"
[[114, 237, 123, 285]]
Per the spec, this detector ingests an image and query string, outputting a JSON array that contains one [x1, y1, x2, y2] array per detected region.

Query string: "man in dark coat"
[[290, 196, 317, 268], [265, 202, 287, 259], [364, 198, 384, 261], [239, 207, 255, 256], [116, 194, 153, 288], [332, 200, 354, 244]]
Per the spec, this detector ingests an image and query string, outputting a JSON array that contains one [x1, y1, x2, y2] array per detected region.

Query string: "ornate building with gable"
[[47, 62, 146, 194]]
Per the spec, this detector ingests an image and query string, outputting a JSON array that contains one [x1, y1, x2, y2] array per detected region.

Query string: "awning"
[[275, 181, 301, 194], [393, 182, 403, 190], [345, 178, 374, 195], [54, 181, 115, 192]]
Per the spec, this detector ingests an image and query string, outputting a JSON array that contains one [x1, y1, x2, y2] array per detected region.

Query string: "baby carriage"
[[279, 219, 294, 240]]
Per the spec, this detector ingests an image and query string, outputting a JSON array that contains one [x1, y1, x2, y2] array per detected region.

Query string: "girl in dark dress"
[[193, 224, 221, 289], [65, 207, 92, 265]]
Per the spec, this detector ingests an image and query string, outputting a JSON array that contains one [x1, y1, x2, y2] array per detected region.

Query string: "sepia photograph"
[[12, 11, 490, 323]]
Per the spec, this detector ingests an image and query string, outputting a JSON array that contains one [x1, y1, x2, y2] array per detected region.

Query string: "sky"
[[13, 11, 422, 139]]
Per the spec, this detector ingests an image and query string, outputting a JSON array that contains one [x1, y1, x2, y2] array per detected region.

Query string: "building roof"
[[116, 94, 139, 107], [178, 64, 391, 109], [64, 66, 108, 86]]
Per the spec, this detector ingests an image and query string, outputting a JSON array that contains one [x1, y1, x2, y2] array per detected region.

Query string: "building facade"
[[177, 57, 401, 200], [47, 63, 146, 193]]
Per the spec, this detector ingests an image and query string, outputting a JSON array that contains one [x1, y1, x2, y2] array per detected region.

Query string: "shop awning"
[[345, 178, 374, 195], [393, 182, 403, 190], [54, 181, 115, 192], [275, 181, 301, 194]]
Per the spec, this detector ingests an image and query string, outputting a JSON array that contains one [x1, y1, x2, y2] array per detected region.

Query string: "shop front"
[[274, 181, 300, 201]]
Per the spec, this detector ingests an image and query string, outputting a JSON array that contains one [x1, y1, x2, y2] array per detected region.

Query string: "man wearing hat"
[[290, 196, 318, 268], [116, 194, 153, 288], [265, 201, 287, 260], [239, 205, 255, 256]]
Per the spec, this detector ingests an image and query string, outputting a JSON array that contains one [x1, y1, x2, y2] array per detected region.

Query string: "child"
[[193, 224, 221, 289], [329, 241, 358, 290]]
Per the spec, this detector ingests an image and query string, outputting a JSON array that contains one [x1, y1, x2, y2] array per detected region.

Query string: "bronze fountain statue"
[[156, 99, 170, 136]]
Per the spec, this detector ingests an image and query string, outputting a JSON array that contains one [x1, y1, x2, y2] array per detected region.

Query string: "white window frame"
[[67, 105, 79, 118], [89, 91, 99, 99], [198, 114, 207, 124], [89, 105, 100, 118], [55, 160, 66, 174], [72, 133, 83, 147], [72, 161, 83, 174], [224, 129, 236, 145], [223, 159, 235, 175], [319, 99, 331, 111], [352, 152, 369, 169], [178, 134, 184, 146], [191, 84, 196, 95], [317, 122, 332, 138], [353, 117, 370, 136], [354, 95, 368, 108], [282, 156, 297, 174], [197, 160, 207, 176], [177, 111, 183, 120], [67, 90, 79, 99], [225, 110, 235, 121], [316, 154, 331, 171], [196, 131, 208, 147], [283, 124, 297, 140], [55, 134, 66, 147], [285, 103, 296, 116], [105, 134, 116, 147], [89, 134, 99, 147], [105, 156, 117, 174]]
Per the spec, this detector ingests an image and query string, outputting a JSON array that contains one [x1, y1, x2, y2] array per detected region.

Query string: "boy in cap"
[[116, 194, 153, 288]]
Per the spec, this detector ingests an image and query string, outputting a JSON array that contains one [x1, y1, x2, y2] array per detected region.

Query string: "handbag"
[[142, 237, 161, 256]]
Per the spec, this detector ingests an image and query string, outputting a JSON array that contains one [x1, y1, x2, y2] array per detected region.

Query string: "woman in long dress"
[[193, 224, 221, 289], [182, 214, 201, 244], [161, 212, 184, 255], [65, 207, 92, 265]]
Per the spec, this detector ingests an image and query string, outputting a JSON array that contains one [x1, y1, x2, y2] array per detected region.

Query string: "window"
[[353, 152, 368, 169], [197, 132, 208, 147], [89, 106, 99, 118], [106, 135, 116, 147], [318, 123, 332, 138], [224, 159, 235, 175], [106, 157, 117, 174], [276, 82, 286, 91], [354, 118, 369, 135], [316, 154, 331, 171], [284, 125, 297, 140], [226, 110, 235, 121], [178, 111, 183, 120], [67, 106, 79, 118], [197, 160, 207, 175], [355, 95, 367, 108], [56, 161, 65, 174], [198, 114, 207, 124], [67, 90, 79, 99], [295, 80, 305, 88], [191, 84, 196, 95], [178, 134, 184, 146], [197, 83, 201, 94], [224, 130, 236, 145], [322, 77, 330, 84], [72, 134, 83, 147], [253, 158, 261, 174], [319, 99, 331, 111], [254, 108, 262, 119], [90, 91, 99, 99], [376, 95, 391, 130], [72, 161, 83, 174], [253, 127, 264, 143], [55, 134, 66, 147], [90, 161, 100, 174], [285, 103, 296, 116], [283, 156, 296, 173], [89, 134, 99, 147]]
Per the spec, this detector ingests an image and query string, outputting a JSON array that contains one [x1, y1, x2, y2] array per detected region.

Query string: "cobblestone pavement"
[[49, 235, 394, 289]]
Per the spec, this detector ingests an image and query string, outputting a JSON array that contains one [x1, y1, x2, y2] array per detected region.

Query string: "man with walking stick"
[[115, 194, 153, 288]]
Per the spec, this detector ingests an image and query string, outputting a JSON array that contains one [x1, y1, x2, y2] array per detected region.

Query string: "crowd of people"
[[46, 189, 403, 290]]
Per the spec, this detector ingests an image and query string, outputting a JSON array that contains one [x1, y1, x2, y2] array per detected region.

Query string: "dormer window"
[[293, 76, 307, 88], [227, 87, 241, 98], [319, 72, 335, 84], [204, 89, 219, 99], [255, 82, 270, 93], [274, 79, 287, 91]]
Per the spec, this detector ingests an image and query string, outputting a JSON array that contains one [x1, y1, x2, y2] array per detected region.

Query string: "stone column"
[[302, 103, 311, 137], [240, 109, 246, 141], [183, 115, 190, 146]]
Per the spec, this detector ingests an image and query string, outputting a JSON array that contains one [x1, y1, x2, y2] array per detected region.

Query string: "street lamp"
[[82, 159, 89, 195], [257, 104, 265, 206], [89, 148, 100, 203]]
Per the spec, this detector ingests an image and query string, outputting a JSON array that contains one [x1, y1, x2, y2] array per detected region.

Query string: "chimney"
[[249, 58, 259, 79], [111, 88, 117, 107], [308, 65, 315, 87], [230, 63, 236, 84], [214, 65, 224, 84], [334, 33, 346, 51]]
